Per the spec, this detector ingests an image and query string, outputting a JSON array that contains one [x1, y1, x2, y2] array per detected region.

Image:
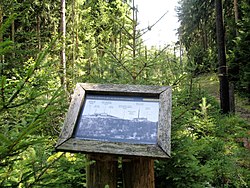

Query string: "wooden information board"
[[55, 83, 172, 158]]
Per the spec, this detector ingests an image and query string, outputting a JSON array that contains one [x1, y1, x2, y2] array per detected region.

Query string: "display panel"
[[74, 94, 159, 144]]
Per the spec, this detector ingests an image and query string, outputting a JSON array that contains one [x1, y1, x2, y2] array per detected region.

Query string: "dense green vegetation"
[[0, 0, 249, 187], [177, 0, 250, 99]]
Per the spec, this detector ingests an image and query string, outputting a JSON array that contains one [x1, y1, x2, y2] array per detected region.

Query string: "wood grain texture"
[[56, 83, 172, 158], [56, 138, 168, 158], [55, 83, 85, 147], [158, 87, 172, 157], [79, 83, 170, 95], [123, 157, 155, 188], [86, 154, 118, 188]]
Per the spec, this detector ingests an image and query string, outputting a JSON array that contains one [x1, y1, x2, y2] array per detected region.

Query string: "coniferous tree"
[[215, 0, 230, 113], [60, 0, 67, 91]]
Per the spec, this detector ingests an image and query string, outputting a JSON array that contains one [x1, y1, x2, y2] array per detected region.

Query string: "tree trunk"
[[132, 0, 137, 82], [179, 40, 182, 67], [0, 5, 2, 42], [123, 157, 155, 188], [11, 20, 15, 58], [233, 0, 239, 36], [72, 0, 76, 85], [36, 15, 41, 50], [0, 5, 3, 75], [60, 0, 67, 91], [86, 154, 118, 188], [215, 0, 230, 114], [229, 83, 235, 113]]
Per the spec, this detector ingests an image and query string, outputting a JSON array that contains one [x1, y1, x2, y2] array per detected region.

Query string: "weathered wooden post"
[[123, 157, 155, 188], [55, 83, 172, 187], [86, 154, 117, 188]]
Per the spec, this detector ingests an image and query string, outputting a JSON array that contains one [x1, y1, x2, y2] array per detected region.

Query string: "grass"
[[196, 73, 220, 99], [196, 73, 250, 122]]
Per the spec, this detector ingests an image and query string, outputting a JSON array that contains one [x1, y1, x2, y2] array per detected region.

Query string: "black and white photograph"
[[74, 94, 159, 144]]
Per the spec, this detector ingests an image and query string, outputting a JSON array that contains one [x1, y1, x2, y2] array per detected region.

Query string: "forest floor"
[[196, 73, 250, 122]]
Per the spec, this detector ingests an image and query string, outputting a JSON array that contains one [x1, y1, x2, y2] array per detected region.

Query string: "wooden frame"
[[55, 83, 172, 158]]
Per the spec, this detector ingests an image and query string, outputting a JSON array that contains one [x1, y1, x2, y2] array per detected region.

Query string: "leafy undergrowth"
[[155, 82, 250, 187], [1, 50, 249, 188]]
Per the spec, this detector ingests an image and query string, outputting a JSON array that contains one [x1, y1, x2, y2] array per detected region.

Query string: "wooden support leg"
[[123, 157, 155, 188], [86, 154, 117, 188]]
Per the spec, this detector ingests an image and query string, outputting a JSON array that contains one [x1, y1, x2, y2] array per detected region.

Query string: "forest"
[[0, 0, 249, 187]]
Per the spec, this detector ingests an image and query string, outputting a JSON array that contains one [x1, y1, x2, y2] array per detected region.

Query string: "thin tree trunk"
[[0, 5, 2, 43], [37, 15, 41, 50], [60, 0, 67, 91], [11, 20, 15, 58], [72, 0, 75, 85], [0, 5, 3, 75], [202, 21, 208, 50], [119, 31, 122, 60], [179, 40, 182, 67], [215, 0, 230, 114], [233, 0, 239, 36], [132, 0, 137, 81]]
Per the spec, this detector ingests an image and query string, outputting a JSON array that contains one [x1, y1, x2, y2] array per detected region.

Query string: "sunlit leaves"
[[156, 86, 250, 187]]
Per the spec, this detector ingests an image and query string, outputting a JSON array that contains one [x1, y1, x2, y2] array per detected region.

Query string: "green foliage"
[[155, 85, 250, 187], [0, 14, 16, 36], [228, 1, 250, 99], [1, 0, 60, 76], [1, 1, 249, 187], [177, 0, 216, 75], [0, 15, 87, 185], [177, 0, 250, 98]]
